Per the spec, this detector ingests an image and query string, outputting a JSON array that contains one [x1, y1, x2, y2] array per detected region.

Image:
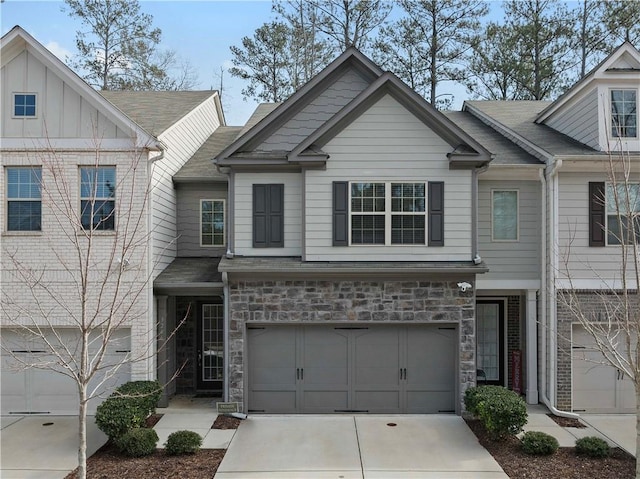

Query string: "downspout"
[[147, 144, 165, 380], [540, 159, 578, 418], [222, 272, 230, 402]]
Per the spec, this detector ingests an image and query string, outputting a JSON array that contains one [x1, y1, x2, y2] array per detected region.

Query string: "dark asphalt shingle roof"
[[100, 90, 216, 136], [174, 126, 243, 181], [238, 103, 281, 137], [154, 257, 222, 285], [443, 111, 541, 165], [466, 101, 605, 157]]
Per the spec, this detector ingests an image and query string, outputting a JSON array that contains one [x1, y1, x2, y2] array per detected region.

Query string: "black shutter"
[[333, 182, 349, 246], [253, 184, 267, 247], [589, 182, 605, 247], [428, 181, 444, 246], [269, 184, 284, 247]]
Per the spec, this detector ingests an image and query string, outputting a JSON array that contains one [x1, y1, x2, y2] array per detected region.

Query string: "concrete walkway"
[[580, 414, 636, 456], [216, 415, 509, 479]]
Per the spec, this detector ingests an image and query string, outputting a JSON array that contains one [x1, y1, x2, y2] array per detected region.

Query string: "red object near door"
[[512, 350, 522, 394]]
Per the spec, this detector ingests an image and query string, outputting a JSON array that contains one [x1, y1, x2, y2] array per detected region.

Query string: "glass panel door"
[[198, 303, 223, 391], [476, 301, 504, 384]]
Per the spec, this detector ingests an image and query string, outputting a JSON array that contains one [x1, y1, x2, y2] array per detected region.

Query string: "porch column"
[[156, 295, 169, 407], [526, 289, 539, 404]]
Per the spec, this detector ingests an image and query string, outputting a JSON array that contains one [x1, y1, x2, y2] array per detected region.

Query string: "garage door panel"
[[303, 328, 348, 386], [407, 390, 455, 413], [250, 391, 298, 412], [354, 390, 401, 412], [303, 390, 348, 412]]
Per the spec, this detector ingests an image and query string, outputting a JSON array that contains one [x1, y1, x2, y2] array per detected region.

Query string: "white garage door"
[[572, 325, 636, 413], [1, 329, 131, 415], [247, 324, 457, 414]]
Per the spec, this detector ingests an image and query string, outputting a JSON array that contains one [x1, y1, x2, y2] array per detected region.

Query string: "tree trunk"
[[78, 385, 88, 479], [636, 386, 640, 478]]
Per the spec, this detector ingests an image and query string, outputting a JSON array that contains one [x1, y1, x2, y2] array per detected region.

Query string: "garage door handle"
[[296, 368, 304, 380], [400, 368, 407, 380]]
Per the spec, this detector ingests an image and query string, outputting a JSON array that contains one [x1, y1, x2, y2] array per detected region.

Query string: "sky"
[[1, 0, 505, 126]]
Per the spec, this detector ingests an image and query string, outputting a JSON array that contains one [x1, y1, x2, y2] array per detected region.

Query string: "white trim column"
[[526, 289, 539, 404]]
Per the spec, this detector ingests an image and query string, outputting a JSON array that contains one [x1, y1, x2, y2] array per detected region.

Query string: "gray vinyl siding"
[[305, 94, 472, 262], [257, 68, 372, 152], [151, 97, 222, 275], [558, 172, 640, 280], [234, 172, 302, 256], [477, 180, 541, 280], [546, 88, 599, 149], [176, 183, 228, 257]]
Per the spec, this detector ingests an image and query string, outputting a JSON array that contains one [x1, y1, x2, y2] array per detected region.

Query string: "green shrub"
[[95, 380, 162, 440], [466, 385, 527, 440], [164, 430, 203, 455], [521, 431, 559, 455], [575, 436, 610, 458], [115, 427, 158, 457]]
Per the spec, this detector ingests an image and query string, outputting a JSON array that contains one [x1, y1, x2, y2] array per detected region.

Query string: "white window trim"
[[609, 88, 638, 140], [605, 182, 640, 246], [78, 165, 117, 232], [200, 199, 226, 247], [348, 181, 426, 246], [12, 92, 38, 119], [5, 166, 42, 232], [491, 189, 519, 242]]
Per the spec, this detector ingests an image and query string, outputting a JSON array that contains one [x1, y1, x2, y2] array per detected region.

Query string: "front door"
[[476, 300, 505, 386], [196, 303, 224, 393]]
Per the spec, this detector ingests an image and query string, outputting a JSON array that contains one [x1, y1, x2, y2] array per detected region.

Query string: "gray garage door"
[[247, 324, 456, 414], [572, 325, 635, 413], [1, 329, 131, 415]]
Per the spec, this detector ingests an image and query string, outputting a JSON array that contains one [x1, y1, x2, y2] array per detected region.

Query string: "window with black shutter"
[[253, 184, 284, 248]]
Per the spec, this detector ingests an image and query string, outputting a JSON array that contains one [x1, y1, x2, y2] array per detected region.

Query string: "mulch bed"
[[546, 414, 586, 428], [466, 418, 636, 479], [145, 414, 163, 428], [212, 415, 241, 430]]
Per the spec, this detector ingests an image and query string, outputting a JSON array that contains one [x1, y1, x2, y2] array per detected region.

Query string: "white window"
[[201, 199, 225, 246], [607, 183, 640, 245], [6, 167, 42, 231], [492, 190, 518, 241], [611, 89, 637, 138], [350, 182, 425, 245], [80, 167, 116, 231], [13, 93, 37, 118]]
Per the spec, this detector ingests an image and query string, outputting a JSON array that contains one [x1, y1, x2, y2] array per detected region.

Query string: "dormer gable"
[[536, 42, 640, 153], [0, 26, 159, 150]]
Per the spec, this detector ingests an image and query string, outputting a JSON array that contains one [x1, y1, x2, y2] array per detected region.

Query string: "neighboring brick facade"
[[227, 279, 477, 412]]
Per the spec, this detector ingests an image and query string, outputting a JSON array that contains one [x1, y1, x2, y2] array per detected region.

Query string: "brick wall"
[[507, 295, 521, 390], [227, 279, 477, 411]]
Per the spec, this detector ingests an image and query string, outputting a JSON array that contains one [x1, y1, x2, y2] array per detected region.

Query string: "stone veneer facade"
[[227, 279, 477, 412]]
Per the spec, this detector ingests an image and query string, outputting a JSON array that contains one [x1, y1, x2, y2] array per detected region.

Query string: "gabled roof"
[[174, 126, 242, 182], [0, 26, 159, 149], [289, 72, 492, 169], [238, 103, 281, 137], [101, 90, 224, 136], [215, 47, 383, 162], [536, 42, 640, 124]]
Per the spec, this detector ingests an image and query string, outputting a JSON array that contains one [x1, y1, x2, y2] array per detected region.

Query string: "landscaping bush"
[[164, 430, 203, 455], [521, 431, 559, 455], [465, 385, 527, 440], [115, 427, 158, 457], [575, 436, 610, 458], [95, 380, 162, 440]]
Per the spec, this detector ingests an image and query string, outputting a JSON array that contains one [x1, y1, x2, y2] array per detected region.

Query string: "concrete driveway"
[[580, 414, 636, 457], [0, 416, 107, 479], [216, 415, 509, 478]]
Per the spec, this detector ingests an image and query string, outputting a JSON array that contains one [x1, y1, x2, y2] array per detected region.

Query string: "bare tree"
[[1, 134, 180, 479], [557, 132, 640, 471]]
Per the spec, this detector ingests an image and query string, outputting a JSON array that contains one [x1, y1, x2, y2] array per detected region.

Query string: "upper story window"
[[606, 183, 640, 245], [13, 93, 37, 117], [492, 190, 518, 241], [350, 182, 426, 245], [6, 167, 42, 231], [201, 199, 225, 246], [253, 184, 284, 248], [80, 167, 116, 231], [611, 89, 637, 138]]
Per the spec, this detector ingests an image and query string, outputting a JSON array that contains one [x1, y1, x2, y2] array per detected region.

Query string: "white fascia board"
[[0, 138, 151, 151], [476, 279, 541, 291], [555, 278, 638, 290]]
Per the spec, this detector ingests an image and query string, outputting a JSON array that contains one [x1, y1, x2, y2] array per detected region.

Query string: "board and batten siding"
[[557, 172, 640, 281], [546, 88, 599, 150], [257, 68, 372, 152], [1, 50, 125, 139], [176, 183, 228, 257], [151, 96, 222, 276], [305, 94, 472, 262], [477, 180, 541, 280], [234, 172, 302, 256]]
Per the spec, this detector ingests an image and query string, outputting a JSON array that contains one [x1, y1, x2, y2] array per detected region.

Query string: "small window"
[[391, 183, 425, 244], [201, 200, 225, 246], [351, 182, 385, 244], [6, 167, 42, 231], [80, 167, 116, 231], [492, 190, 518, 241], [14, 94, 37, 117], [607, 183, 640, 245], [611, 89, 637, 138]]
